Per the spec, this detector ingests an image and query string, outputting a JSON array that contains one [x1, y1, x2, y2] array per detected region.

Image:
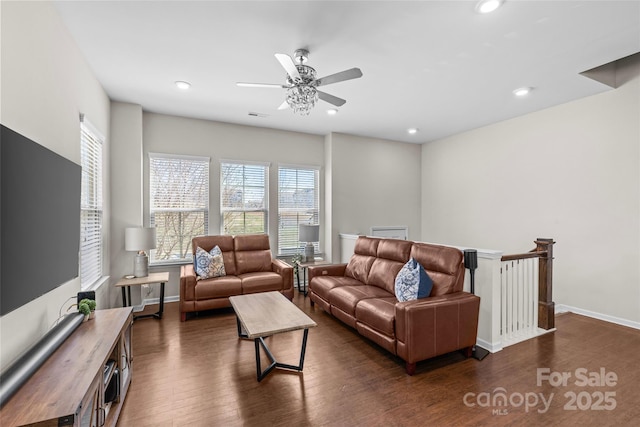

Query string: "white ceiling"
[[53, 1, 640, 144]]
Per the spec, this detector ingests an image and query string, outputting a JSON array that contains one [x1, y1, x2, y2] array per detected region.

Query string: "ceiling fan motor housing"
[[288, 65, 316, 86]]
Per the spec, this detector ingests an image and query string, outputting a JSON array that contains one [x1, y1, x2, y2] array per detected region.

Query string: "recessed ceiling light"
[[327, 109, 338, 116], [175, 81, 191, 90], [407, 128, 419, 135], [513, 87, 532, 97], [476, 0, 503, 14]]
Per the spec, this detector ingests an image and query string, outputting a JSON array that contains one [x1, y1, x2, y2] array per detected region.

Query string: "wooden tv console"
[[0, 308, 133, 427]]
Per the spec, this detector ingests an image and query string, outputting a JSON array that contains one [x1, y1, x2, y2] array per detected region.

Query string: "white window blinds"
[[278, 166, 320, 255], [150, 153, 209, 262], [80, 119, 104, 289], [220, 161, 268, 235]]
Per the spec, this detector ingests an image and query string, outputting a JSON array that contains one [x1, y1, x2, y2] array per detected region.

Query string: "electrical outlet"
[[141, 284, 152, 298]]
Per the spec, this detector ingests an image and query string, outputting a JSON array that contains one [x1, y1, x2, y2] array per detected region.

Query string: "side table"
[[114, 271, 169, 320]]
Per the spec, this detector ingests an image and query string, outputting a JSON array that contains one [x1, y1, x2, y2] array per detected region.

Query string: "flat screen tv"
[[1, 124, 81, 316]]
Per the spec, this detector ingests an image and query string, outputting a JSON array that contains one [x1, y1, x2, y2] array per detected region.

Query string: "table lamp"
[[298, 224, 319, 262], [125, 227, 156, 277]]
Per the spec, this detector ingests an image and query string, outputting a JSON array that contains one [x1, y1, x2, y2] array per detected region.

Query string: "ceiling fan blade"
[[315, 68, 363, 87], [275, 53, 302, 83], [277, 101, 289, 110], [318, 91, 346, 107], [237, 82, 287, 88]]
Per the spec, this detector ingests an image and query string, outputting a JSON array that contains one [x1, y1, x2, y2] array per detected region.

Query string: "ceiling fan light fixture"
[[476, 0, 503, 14], [286, 85, 318, 116], [285, 63, 319, 115], [175, 80, 191, 90]]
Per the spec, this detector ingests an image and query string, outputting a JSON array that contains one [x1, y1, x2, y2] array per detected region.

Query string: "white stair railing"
[[500, 258, 539, 346]]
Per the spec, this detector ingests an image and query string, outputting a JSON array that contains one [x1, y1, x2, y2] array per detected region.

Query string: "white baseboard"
[[133, 295, 180, 313], [556, 304, 640, 330], [476, 337, 502, 353]]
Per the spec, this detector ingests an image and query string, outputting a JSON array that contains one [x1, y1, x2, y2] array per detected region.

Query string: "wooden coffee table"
[[229, 291, 317, 381]]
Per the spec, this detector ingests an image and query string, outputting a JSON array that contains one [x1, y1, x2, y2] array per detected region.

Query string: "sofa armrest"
[[308, 263, 347, 283], [395, 292, 480, 363], [180, 264, 197, 302], [272, 259, 294, 290]]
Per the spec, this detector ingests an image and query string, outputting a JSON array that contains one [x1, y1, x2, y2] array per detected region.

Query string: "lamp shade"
[[298, 224, 320, 243], [125, 227, 156, 251]]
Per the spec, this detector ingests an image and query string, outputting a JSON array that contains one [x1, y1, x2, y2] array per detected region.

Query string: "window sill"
[[150, 259, 192, 268], [82, 275, 110, 292]]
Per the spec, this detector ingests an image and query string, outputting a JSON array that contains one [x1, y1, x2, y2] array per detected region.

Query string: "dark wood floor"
[[117, 292, 640, 426]]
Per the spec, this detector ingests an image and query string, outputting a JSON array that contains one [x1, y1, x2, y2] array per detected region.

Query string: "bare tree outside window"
[[150, 154, 209, 261]]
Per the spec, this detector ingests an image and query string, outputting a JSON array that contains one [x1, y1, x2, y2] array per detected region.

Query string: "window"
[[278, 166, 320, 255], [220, 161, 268, 235], [150, 153, 209, 262], [80, 117, 104, 289]]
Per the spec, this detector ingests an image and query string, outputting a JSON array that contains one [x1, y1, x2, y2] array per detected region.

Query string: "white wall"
[[0, 1, 110, 371], [328, 133, 422, 262], [109, 102, 144, 308], [421, 55, 640, 324]]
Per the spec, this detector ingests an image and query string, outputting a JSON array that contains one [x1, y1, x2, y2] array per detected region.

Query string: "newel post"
[[536, 238, 555, 330]]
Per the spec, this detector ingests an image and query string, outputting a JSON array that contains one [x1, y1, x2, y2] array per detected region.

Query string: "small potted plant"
[[291, 253, 303, 279], [78, 301, 91, 321], [79, 298, 97, 320]]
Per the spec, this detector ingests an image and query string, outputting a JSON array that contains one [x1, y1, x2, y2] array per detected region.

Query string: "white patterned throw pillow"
[[394, 258, 433, 302], [195, 245, 226, 279]]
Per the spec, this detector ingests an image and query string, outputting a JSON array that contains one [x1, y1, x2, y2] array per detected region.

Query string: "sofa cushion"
[[345, 237, 380, 283], [195, 276, 242, 300], [310, 275, 363, 302], [195, 246, 226, 279], [364, 239, 412, 292], [329, 285, 393, 317], [410, 243, 463, 296], [193, 235, 236, 275], [355, 297, 397, 337], [376, 239, 413, 262], [345, 254, 376, 284], [234, 234, 273, 274], [368, 258, 407, 294], [240, 272, 283, 294], [394, 258, 433, 302]]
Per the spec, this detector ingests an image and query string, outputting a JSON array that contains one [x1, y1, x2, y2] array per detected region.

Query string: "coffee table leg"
[[253, 329, 310, 382], [236, 316, 248, 338], [298, 328, 310, 370]]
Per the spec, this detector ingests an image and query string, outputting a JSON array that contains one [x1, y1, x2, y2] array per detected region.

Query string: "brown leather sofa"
[[179, 234, 293, 321], [308, 236, 480, 375]]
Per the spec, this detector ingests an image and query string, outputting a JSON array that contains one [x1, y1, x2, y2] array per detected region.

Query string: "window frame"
[[277, 164, 321, 256], [220, 160, 270, 236], [149, 152, 210, 264], [79, 116, 105, 290]]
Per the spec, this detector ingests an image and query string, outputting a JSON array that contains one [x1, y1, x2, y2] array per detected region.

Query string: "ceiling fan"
[[237, 49, 363, 115]]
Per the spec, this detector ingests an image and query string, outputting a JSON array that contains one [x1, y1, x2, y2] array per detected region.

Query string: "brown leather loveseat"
[[308, 236, 480, 374], [179, 234, 293, 321]]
